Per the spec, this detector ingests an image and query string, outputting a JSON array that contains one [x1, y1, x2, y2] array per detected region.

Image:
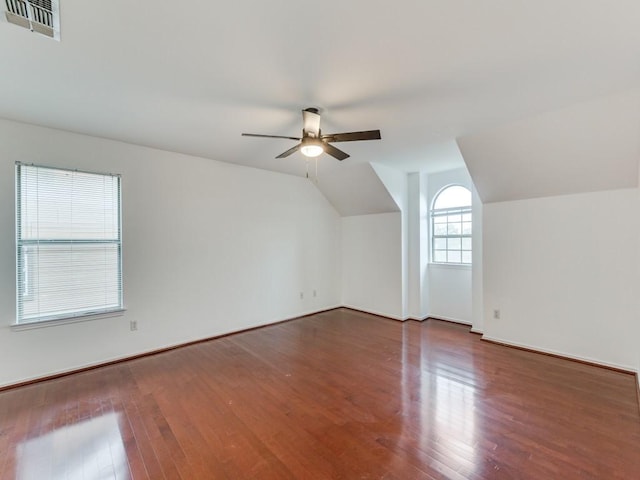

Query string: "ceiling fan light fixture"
[[300, 138, 324, 158], [242, 107, 380, 161]]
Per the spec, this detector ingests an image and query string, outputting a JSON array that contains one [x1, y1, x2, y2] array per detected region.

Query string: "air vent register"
[[5, 0, 59, 40]]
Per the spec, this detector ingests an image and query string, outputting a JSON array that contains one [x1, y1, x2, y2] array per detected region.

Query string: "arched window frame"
[[430, 184, 472, 265]]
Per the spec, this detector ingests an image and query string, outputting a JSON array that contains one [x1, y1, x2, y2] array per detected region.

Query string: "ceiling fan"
[[242, 107, 381, 161]]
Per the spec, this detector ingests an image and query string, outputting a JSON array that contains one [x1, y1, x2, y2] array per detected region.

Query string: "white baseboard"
[[427, 314, 472, 326], [341, 305, 406, 321], [481, 334, 636, 373]]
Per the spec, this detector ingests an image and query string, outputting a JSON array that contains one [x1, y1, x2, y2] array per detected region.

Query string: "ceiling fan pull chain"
[[306, 159, 309, 179]]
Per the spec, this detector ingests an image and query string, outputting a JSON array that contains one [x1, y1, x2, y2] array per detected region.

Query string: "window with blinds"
[[16, 163, 123, 324]]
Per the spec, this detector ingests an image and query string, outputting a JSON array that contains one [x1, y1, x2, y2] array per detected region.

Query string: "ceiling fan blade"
[[302, 108, 321, 137], [323, 143, 350, 161], [276, 144, 301, 159], [242, 133, 301, 141], [322, 130, 381, 143]]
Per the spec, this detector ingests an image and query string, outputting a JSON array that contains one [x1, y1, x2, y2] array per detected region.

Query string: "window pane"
[[434, 224, 447, 235], [20, 168, 119, 241], [433, 185, 472, 209], [434, 250, 447, 262], [447, 238, 461, 250], [447, 223, 461, 235], [20, 243, 121, 321], [16, 164, 122, 323], [448, 251, 462, 263], [434, 238, 446, 249], [430, 185, 473, 265]]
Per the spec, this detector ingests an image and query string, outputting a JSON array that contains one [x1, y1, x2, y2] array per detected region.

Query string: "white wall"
[[428, 264, 472, 324], [370, 163, 407, 212], [471, 184, 484, 333], [483, 188, 640, 370], [637, 172, 640, 383], [371, 163, 409, 318], [426, 168, 474, 324], [341, 213, 403, 319], [0, 118, 341, 387], [637, 173, 640, 383], [406, 172, 430, 319]]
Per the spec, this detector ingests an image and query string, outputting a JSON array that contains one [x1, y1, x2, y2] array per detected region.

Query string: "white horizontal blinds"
[[16, 164, 122, 323]]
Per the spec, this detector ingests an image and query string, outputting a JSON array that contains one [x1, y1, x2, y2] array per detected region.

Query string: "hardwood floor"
[[1, 308, 639, 479]]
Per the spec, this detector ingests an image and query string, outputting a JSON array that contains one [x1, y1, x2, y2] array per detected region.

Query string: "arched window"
[[431, 185, 472, 264]]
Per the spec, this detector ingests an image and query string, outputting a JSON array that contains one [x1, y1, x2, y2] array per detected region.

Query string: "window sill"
[[429, 262, 472, 270], [11, 309, 126, 331]]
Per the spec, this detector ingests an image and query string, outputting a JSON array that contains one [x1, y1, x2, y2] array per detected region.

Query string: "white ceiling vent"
[[5, 0, 59, 40]]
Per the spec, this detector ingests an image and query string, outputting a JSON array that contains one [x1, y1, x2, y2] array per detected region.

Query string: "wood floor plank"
[[1, 308, 639, 479]]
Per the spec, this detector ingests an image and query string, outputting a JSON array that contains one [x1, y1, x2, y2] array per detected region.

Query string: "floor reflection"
[[417, 325, 478, 473], [432, 373, 476, 453], [17, 412, 129, 480]]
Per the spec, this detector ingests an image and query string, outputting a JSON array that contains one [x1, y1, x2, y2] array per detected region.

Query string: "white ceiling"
[[459, 88, 640, 203], [2, 1, 640, 209]]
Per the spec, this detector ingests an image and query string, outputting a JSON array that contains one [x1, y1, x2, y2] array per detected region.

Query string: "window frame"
[[15, 162, 124, 326], [430, 184, 472, 266]]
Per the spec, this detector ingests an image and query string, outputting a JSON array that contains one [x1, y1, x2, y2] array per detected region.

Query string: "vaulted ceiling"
[[2, 1, 640, 211], [459, 88, 640, 203]]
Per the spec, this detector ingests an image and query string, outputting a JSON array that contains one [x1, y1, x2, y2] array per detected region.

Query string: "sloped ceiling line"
[[458, 88, 640, 203]]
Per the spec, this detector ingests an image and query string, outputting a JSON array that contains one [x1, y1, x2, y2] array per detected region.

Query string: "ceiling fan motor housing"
[[302, 107, 322, 138]]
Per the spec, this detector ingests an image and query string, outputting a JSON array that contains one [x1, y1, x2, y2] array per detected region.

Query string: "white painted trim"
[[0, 349, 153, 390], [470, 328, 484, 334], [341, 305, 406, 321], [407, 316, 428, 322], [481, 334, 636, 373], [427, 314, 472, 326], [428, 263, 472, 271], [11, 309, 126, 331], [284, 305, 342, 321]]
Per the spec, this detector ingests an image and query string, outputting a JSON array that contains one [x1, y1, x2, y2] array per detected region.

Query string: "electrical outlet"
[[493, 309, 501, 320], [313, 289, 317, 297], [130, 320, 137, 331], [299, 292, 304, 300]]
